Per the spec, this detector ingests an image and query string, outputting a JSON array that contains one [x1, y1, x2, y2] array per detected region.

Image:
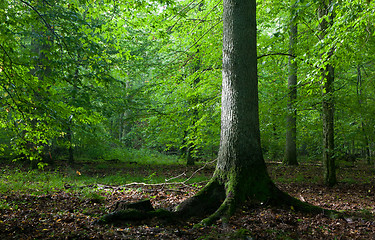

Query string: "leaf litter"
[[1, 161, 375, 239]]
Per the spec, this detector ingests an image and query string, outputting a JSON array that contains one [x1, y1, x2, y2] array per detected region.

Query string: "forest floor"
[[1, 159, 375, 239]]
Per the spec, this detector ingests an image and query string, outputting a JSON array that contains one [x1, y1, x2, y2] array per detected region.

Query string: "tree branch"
[[257, 52, 295, 59]]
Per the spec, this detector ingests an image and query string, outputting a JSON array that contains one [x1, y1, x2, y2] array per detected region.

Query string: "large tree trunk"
[[283, 1, 298, 166], [319, 0, 336, 187], [175, 0, 324, 225]]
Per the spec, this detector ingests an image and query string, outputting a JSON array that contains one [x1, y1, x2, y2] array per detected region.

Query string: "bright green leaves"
[[110, 0, 223, 160], [0, 0, 125, 161], [1, 0, 373, 165], [256, 0, 375, 161]]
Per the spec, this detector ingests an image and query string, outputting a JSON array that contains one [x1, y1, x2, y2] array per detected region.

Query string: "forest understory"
[[1, 160, 375, 239]]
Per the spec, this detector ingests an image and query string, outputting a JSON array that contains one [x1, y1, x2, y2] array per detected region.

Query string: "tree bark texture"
[[174, 0, 327, 225], [215, 0, 271, 199], [284, 1, 298, 166], [319, 0, 336, 186], [176, 0, 271, 223], [212, 0, 274, 210]]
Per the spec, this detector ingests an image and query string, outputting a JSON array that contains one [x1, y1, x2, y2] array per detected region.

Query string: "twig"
[[91, 160, 217, 191], [183, 158, 217, 184], [187, 0, 222, 35], [257, 52, 295, 59], [165, 172, 187, 182], [168, 0, 205, 32], [96, 181, 206, 190]]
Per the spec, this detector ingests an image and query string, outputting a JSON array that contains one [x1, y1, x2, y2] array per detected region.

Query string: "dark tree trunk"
[[356, 65, 371, 164], [186, 146, 196, 166], [283, 1, 298, 166], [319, 0, 336, 187], [66, 72, 78, 166], [322, 65, 336, 186], [67, 125, 74, 165], [181, 130, 197, 166]]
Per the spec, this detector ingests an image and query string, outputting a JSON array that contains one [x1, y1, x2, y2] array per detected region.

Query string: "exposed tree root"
[[99, 208, 176, 224], [191, 180, 340, 226], [271, 186, 340, 218], [100, 178, 340, 225], [175, 179, 226, 217]]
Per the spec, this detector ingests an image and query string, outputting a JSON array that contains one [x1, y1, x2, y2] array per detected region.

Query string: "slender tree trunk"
[[66, 72, 79, 166], [121, 80, 133, 147], [356, 65, 371, 164], [322, 65, 336, 186], [319, 0, 336, 186], [185, 4, 203, 165], [29, 1, 53, 169], [182, 130, 197, 166], [284, 1, 298, 166], [118, 113, 123, 141], [186, 146, 196, 166], [362, 123, 370, 164], [67, 125, 74, 165], [185, 55, 200, 166]]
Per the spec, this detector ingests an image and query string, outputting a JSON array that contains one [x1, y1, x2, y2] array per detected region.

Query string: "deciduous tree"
[[318, 0, 336, 186], [174, 0, 325, 224], [283, 0, 298, 166]]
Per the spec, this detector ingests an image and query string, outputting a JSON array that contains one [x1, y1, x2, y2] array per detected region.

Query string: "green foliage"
[[79, 190, 106, 202], [0, 160, 209, 198], [0, 168, 63, 194], [0, 0, 374, 168], [125, 148, 182, 165], [0, 0, 119, 164]]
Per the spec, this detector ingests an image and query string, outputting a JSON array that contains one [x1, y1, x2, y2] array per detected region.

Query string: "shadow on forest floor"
[[0, 159, 375, 239]]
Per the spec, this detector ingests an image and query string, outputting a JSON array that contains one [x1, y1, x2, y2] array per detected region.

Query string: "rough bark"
[[283, 1, 298, 166], [175, 0, 327, 225], [319, 0, 336, 187]]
